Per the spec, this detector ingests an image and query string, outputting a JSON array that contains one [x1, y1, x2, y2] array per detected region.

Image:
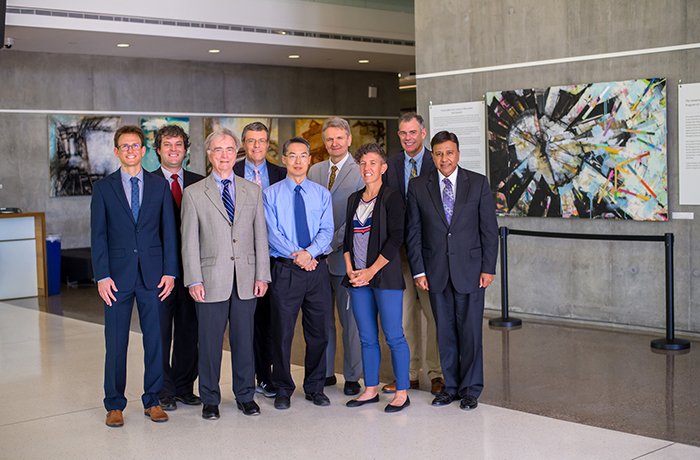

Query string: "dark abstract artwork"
[[49, 115, 121, 197], [487, 78, 667, 220]]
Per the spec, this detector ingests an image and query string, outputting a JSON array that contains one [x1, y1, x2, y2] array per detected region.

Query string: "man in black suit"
[[233, 122, 286, 398], [383, 112, 444, 396], [406, 130, 498, 411], [152, 125, 204, 411]]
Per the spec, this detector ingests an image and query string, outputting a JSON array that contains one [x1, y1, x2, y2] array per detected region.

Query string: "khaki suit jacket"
[[181, 174, 271, 302]]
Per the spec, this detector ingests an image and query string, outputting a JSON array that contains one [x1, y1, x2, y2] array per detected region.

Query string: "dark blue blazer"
[[406, 167, 498, 294], [383, 148, 435, 203], [91, 169, 179, 290]]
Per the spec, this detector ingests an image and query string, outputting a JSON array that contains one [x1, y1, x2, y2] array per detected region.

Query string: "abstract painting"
[[295, 118, 387, 165], [140, 117, 190, 173], [487, 78, 667, 220], [48, 115, 121, 197]]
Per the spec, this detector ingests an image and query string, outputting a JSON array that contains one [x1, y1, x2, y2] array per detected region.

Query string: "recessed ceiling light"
[[358, 59, 369, 64], [288, 54, 300, 59], [116, 43, 130, 48], [276, 30, 287, 35], [208, 49, 221, 54], [398, 73, 402, 78]]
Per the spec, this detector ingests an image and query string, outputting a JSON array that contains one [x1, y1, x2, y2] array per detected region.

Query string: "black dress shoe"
[[255, 382, 277, 398], [236, 400, 261, 416], [274, 395, 291, 410], [160, 396, 177, 411], [343, 381, 361, 396], [460, 395, 478, 411], [385, 395, 410, 413], [431, 392, 456, 406], [324, 375, 337, 386], [305, 392, 330, 406], [175, 393, 202, 406], [202, 404, 220, 420], [346, 394, 379, 407]]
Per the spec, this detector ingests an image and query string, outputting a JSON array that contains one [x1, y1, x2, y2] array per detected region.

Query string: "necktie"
[[328, 165, 338, 190], [130, 177, 140, 222], [221, 179, 235, 223], [294, 185, 311, 248], [171, 173, 182, 207], [254, 167, 262, 187], [442, 178, 454, 225], [409, 158, 417, 178]]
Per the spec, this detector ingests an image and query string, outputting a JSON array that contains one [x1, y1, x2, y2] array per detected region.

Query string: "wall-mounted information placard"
[[679, 82, 700, 205], [429, 101, 486, 175]]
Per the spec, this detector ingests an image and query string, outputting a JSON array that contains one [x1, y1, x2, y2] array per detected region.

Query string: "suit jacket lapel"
[[138, 173, 158, 227], [394, 155, 406, 200], [204, 175, 231, 223], [232, 176, 248, 227], [108, 171, 135, 224], [450, 168, 470, 226], [331, 159, 353, 194], [427, 172, 449, 228]]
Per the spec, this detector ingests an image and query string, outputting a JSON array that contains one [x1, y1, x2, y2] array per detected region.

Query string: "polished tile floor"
[[2, 288, 699, 459]]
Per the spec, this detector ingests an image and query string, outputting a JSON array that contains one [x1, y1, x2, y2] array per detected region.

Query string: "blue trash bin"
[[46, 235, 61, 296]]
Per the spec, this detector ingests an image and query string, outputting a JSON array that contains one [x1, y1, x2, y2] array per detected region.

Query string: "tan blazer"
[[181, 174, 271, 303]]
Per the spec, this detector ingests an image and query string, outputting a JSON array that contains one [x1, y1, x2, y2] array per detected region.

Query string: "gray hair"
[[322, 117, 351, 136], [205, 128, 240, 152]]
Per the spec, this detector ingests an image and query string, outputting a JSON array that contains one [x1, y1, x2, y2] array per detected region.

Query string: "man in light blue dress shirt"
[[263, 136, 335, 410]]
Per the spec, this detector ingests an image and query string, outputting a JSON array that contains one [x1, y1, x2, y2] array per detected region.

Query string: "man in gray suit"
[[307, 117, 364, 396], [181, 128, 271, 420]]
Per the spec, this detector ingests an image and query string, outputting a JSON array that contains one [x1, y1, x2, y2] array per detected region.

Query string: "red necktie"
[[171, 173, 182, 207]]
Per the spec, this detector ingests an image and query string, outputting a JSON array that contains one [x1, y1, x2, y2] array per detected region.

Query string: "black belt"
[[272, 254, 327, 266]]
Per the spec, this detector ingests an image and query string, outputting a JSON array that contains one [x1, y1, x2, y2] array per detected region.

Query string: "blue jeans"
[[349, 287, 410, 390]]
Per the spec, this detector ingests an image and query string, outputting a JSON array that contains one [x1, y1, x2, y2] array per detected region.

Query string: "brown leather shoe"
[[144, 405, 169, 423], [430, 377, 445, 395], [105, 410, 124, 427], [382, 380, 419, 393]]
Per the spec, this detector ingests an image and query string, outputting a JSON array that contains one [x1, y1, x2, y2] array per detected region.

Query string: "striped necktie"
[[221, 178, 235, 223]]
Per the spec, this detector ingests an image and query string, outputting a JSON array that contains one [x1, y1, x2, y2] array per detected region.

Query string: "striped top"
[[352, 197, 376, 269]]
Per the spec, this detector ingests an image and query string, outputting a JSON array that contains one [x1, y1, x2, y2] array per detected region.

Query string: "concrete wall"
[[0, 51, 401, 248], [414, 0, 700, 333]]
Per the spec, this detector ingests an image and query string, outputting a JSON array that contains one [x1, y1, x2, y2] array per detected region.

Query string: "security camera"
[[4, 37, 14, 49]]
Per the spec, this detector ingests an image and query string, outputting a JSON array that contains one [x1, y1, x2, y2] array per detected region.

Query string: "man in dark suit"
[[383, 112, 444, 396], [151, 125, 204, 411], [233, 121, 286, 398], [91, 125, 178, 427], [406, 130, 498, 411]]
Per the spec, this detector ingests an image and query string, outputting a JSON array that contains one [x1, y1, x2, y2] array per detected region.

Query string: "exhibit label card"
[[679, 82, 700, 205], [429, 101, 486, 175]]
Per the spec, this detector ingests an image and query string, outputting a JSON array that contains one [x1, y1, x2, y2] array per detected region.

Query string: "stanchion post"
[[651, 233, 690, 351], [489, 226, 522, 329]]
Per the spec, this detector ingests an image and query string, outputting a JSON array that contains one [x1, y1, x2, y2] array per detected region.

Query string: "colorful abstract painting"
[[48, 115, 121, 197], [487, 78, 667, 220], [140, 117, 190, 173], [295, 118, 387, 165]]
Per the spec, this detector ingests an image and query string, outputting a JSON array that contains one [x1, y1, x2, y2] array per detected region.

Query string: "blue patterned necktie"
[[442, 178, 454, 225], [130, 177, 140, 222], [294, 185, 311, 248], [221, 179, 235, 223]]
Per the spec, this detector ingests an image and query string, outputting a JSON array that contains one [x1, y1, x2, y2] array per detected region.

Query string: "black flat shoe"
[[202, 404, 220, 420], [384, 396, 410, 413], [305, 392, 330, 406], [343, 381, 361, 396], [236, 400, 261, 416], [324, 375, 337, 386], [274, 395, 291, 410], [346, 394, 379, 407]]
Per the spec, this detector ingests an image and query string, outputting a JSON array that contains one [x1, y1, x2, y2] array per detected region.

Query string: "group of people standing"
[[90, 113, 498, 428]]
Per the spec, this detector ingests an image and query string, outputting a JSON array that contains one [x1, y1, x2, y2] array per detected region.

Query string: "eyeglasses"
[[244, 138, 269, 146], [210, 147, 237, 155], [118, 143, 142, 152], [284, 153, 310, 161], [398, 130, 419, 138]]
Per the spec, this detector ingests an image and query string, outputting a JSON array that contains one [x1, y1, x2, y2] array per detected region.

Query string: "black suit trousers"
[[253, 287, 274, 385], [159, 280, 198, 398], [429, 277, 485, 399], [270, 259, 332, 397], [195, 283, 256, 405]]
